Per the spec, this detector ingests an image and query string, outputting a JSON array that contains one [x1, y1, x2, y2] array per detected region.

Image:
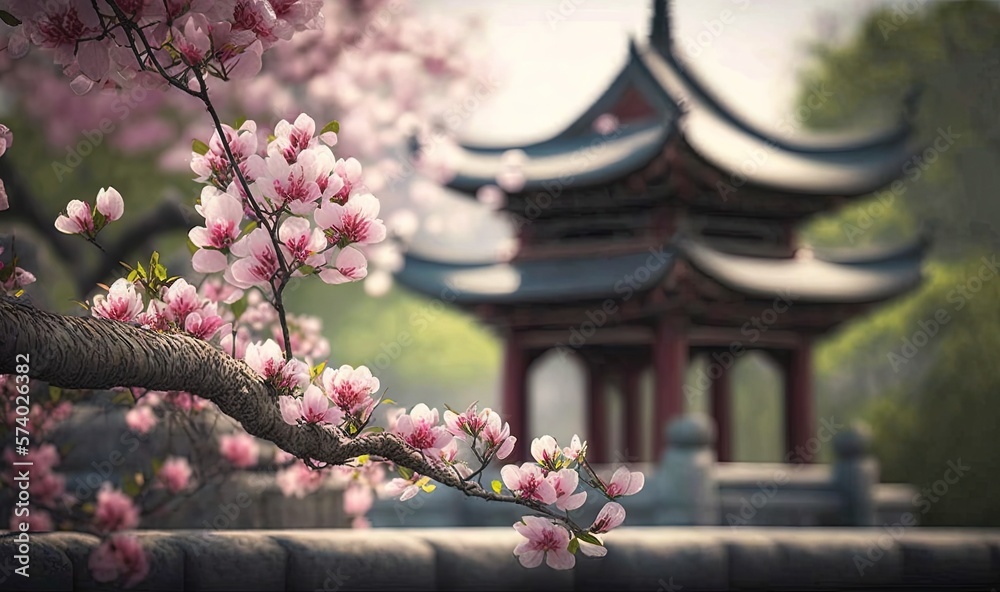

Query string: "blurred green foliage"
[[794, 0, 1000, 525]]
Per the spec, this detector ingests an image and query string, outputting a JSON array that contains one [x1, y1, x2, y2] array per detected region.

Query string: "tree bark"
[[0, 295, 468, 490]]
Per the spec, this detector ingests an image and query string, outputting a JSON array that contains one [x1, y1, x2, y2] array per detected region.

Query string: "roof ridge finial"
[[651, 0, 672, 55]]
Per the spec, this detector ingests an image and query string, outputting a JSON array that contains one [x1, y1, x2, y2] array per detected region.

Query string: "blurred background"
[[2, 0, 999, 527]]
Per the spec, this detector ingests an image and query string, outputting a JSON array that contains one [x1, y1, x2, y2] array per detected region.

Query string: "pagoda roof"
[[394, 235, 926, 307], [679, 237, 927, 304], [442, 39, 915, 198], [395, 249, 675, 305]]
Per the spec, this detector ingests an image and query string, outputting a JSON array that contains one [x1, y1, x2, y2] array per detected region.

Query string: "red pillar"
[[711, 359, 732, 462], [653, 319, 687, 459], [621, 365, 644, 462], [501, 332, 529, 462], [784, 339, 815, 463], [586, 359, 607, 464]]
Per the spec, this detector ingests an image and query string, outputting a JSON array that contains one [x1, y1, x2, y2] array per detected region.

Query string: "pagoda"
[[395, 0, 926, 463]]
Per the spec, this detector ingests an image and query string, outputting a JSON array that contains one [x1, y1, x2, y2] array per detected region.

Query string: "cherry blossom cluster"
[[0, 0, 324, 94], [53, 187, 124, 239], [188, 113, 385, 296]]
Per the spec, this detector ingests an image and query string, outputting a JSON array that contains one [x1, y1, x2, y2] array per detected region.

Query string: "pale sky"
[[423, 0, 921, 144]]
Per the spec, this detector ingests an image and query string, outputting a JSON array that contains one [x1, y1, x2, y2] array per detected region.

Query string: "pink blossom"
[[157, 457, 192, 494], [279, 385, 344, 426], [590, 501, 626, 534], [328, 157, 363, 204], [279, 216, 326, 265], [512, 516, 575, 570], [318, 246, 368, 284], [94, 485, 140, 533], [92, 279, 144, 322], [190, 187, 244, 273], [547, 469, 586, 511], [0, 179, 8, 211], [11, 509, 52, 533], [343, 482, 373, 516], [531, 435, 562, 470], [480, 410, 516, 460], [88, 533, 149, 589], [95, 187, 124, 221], [0, 124, 13, 158], [393, 403, 453, 457], [314, 193, 386, 246], [183, 304, 226, 340], [321, 364, 379, 417], [276, 461, 325, 498], [159, 278, 201, 324], [443, 402, 490, 440], [384, 474, 429, 502], [219, 433, 260, 468], [562, 435, 585, 461], [55, 199, 94, 235], [270, 113, 317, 162], [351, 516, 371, 529], [604, 467, 644, 498], [500, 463, 557, 505], [125, 406, 157, 435], [246, 150, 323, 215], [228, 228, 280, 288], [172, 14, 212, 67]]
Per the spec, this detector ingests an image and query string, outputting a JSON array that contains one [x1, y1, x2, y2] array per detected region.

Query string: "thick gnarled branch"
[[0, 295, 468, 491]]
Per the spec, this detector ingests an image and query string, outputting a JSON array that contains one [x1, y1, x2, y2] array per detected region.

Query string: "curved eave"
[[445, 123, 673, 194], [395, 250, 675, 305], [679, 239, 925, 304], [636, 46, 917, 196]]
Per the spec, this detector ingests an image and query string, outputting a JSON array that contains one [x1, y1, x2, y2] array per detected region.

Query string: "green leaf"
[[320, 120, 340, 135], [186, 239, 199, 256], [491, 480, 502, 494], [242, 221, 258, 234], [577, 532, 603, 546], [154, 264, 167, 281], [49, 386, 61, 403], [229, 295, 248, 320], [380, 398, 396, 406], [356, 454, 370, 465], [0, 10, 22, 26], [122, 476, 141, 497], [298, 265, 315, 275], [398, 466, 414, 480], [568, 537, 580, 554], [267, 134, 276, 143], [235, 116, 247, 129], [192, 139, 210, 155], [363, 426, 385, 433], [111, 390, 136, 406], [135, 261, 146, 278], [310, 361, 327, 380]]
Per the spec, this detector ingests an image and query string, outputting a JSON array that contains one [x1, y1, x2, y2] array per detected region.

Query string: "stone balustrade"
[[2, 527, 999, 590]]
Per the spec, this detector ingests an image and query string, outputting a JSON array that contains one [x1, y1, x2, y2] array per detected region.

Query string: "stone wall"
[[2, 528, 999, 590]]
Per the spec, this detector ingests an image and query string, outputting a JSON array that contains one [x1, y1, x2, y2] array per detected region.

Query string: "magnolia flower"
[[190, 187, 244, 273], [393, 403, 453, 457], [276, 461, 325, 498], [279, 216, 326, 265], [562, 435, 585, 461], [92, 279, 144, 322], [590, 501, 626, 534], [88, 533, 149, 589], [55, 200, 94, 235], [314, 193, 386, 246], [94, 485, 140, 533], [0, 179, 8, 211], [513, 516, 575, 570], [219, 433, 260, 468], [329, 157, 363, 203], [321, 364, 379, 416], [384, 474, 435, 502], [500, 463, 557, 505], [270, 113, 317, 163], [228, 228, 280, 288], [0, 124, 13, 158], [343, 482, 374, 516], [604, 467, 645, 498], [278, 385, 344, 426], [243, 339, 309, 391], [95, 187, 124, 221], [318, 247, 368, 284], [480, 411, 516, 460], [125, 406, 157, 435], [157, 457, 192, 494], [11, 509, 52, 533], [159, 278, 200, 323], [547, 469, 586, 511], [443, 403, 489, 439], [531, 435, 562, 470]]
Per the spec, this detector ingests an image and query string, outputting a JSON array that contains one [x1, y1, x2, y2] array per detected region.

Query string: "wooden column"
[[784, 339, 815, 463], [653, 319, 687, 459], [621, 363, 645, 463], [586, 358, 607, 464], [501, 332, 529, 462], [710, 357, 732, 462]]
